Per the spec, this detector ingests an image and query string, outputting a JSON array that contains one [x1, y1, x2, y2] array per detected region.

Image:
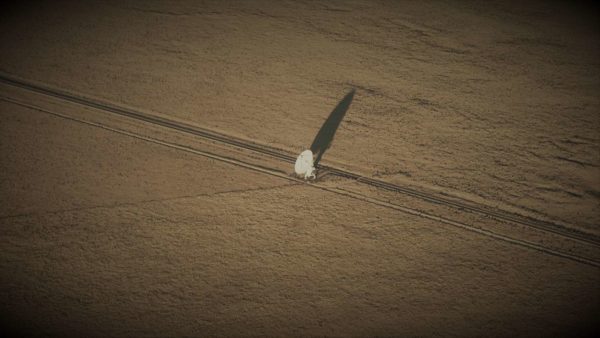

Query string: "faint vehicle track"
[[1, 73, 599, 252]]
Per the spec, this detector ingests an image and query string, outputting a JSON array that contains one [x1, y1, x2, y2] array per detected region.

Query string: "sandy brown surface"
[[1, 1, 599, 337], [1, 101, 598, 337], [1, 0, 599, 231]]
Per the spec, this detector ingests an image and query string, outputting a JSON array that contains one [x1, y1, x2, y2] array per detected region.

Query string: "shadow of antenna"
[[310, 89, 355, 167]]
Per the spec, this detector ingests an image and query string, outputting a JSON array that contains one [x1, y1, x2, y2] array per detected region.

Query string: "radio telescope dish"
[[294, 150, 316, 179]]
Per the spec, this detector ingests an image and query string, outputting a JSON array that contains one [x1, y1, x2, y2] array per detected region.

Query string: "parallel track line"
[[3, 96, 599, 268], [1, 73, 598, 248]]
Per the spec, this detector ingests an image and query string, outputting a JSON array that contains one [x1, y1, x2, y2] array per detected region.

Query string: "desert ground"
[[1, 0, 599, 336]]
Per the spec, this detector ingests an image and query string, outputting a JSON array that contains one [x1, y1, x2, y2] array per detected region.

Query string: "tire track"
[[2, 94, 599, 268], [1, 72, 598, 250]]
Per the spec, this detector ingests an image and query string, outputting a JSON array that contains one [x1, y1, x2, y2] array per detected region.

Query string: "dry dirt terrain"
[[1, 1, 599, 337]]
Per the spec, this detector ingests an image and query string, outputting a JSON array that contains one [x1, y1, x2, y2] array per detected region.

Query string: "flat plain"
[[1, 1, 598, 336]]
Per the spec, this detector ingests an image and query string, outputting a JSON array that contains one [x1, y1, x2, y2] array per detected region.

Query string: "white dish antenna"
[[294, 150, 316, 179]]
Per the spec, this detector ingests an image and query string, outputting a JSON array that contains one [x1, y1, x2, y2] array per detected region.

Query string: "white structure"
[[294, 150, 316, 179]]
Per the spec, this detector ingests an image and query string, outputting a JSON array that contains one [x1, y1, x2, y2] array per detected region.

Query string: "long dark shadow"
[[310, 89, 355, 167]]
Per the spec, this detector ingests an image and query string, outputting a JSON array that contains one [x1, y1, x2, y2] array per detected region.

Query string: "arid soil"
[[1, 1, 599, 336]]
